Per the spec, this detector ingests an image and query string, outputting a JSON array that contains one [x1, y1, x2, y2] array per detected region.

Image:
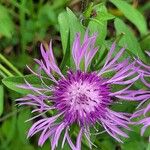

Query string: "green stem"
[[0, 54, 23, 76], [0, 64, 14, 77]]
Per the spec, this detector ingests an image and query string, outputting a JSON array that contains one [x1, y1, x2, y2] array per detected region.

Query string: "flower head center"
[[68, 80, 100, 113], [53, 70, 110, 124]]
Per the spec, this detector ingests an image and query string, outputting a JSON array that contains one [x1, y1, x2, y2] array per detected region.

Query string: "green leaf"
[[58, 11, 69, 54], [83, 2, 94, 19], [9, 133, 35, 150], [60, 31, 71, 72], [121, 131, 147, 150], [98, 140, 115, 150], [11, 144, 34, 150], [58, 8, 84, 56], [2, 74, 44, 94], [88, 3, 113, 45], [66, 8, 85, 47], [96, 12, 115, 22], [58, 8, 84, 70], [0, 5, 14, 38], [114, 18, 146, 62], [140, 33, 150, 51], [147, 143, 150, 150], [17, 109, 31, 144], [0, 85, 4, 116], [110, 0, 148, 35], [122, 141, 146, 150], [1, 111, 17, 149], [121, 139, 147, 150]]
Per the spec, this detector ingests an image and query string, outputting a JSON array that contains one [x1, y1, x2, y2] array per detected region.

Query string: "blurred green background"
[[0, 0, 150, 150]]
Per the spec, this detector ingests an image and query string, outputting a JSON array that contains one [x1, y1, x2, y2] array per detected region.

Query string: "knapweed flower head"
[[17, 31, 149, 150], [131, 51, 150, 141]]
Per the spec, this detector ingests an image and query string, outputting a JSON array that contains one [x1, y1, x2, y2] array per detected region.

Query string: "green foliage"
[[114, 18, 146, 62], [0, 5, 14, 38], [110, 0, 148, 35], [17, 109, 32, 144], [2, 75, 43, 94], [66, 8, 85, 48], [140, 34, 150, 50], [0, 110, 17, 149], [59, 8, 85, 70], [58, 7, 85, 54], [58, 11, 70, 54], [88, 3, 109, 45], [0, 85, 4, 116], [147, 143, 150, 150], [0, 0, 150, 149]]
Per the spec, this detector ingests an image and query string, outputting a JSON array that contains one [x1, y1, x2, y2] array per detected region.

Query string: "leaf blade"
[[110, 0, 148, 35], [2, 74, 44, 95], [114, 18, 146, 62]]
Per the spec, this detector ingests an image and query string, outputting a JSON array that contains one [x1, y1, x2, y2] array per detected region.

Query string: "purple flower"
[[17, 32, 147, 149], [130, 51, 150, 141]]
